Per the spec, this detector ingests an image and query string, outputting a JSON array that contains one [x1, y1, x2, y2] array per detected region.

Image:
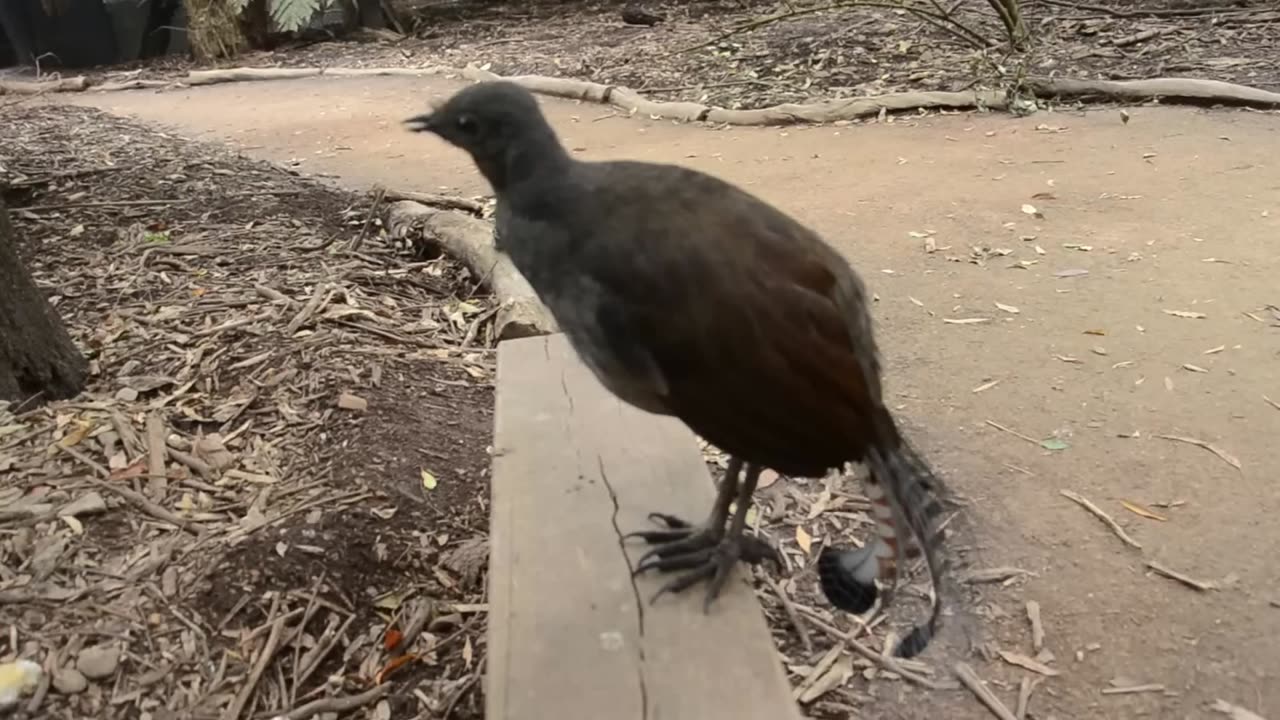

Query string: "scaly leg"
[[625, 456, 742, 558], [630, 460, 780, 612]]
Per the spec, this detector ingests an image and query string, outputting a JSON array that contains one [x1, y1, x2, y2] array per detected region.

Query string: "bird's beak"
[[405, 97, 444, 134], [405, 112, 437, 134]]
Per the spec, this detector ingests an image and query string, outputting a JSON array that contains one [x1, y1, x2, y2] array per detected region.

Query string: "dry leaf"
[[1121, 500, 1167, 522], [420, 469, 438, 490], [1163, 309, 1206, 319], [374, 654, 418, 684], [795, 525, 813, 555]]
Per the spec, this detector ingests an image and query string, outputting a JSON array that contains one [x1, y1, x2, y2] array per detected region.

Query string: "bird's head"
[[406, 81, 565, 189]]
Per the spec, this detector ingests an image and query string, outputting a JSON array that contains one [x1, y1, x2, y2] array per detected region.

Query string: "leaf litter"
[[0, 104, 495, 719]]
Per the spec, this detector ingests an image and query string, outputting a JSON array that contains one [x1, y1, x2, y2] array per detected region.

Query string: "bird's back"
[[502, 157, 894, 475]]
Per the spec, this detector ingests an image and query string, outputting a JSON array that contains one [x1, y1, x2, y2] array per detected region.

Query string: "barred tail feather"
[[817, 438, 949, 659]]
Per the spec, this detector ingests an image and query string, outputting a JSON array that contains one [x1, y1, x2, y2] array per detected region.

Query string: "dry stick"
[[796, 609, 946, 690], [1154, 434, 1242, 471], [285, 283, 331, 336], [674, 0, 989, 55], [985, 420, 1040, 445], [272, 680, 391, 720], [223, 595, 287, 720], [768, 578, 815, 656], [1145, 559, 1216, 592], [289, 573, 328, 707], [443, 666, 484, 720], [378, 186, 485, 215], [57, 445, 202, 533], [19, 198, 189, 211], [349, 186, 386, 253], [1059, 489, 1142, 550], [1015, 675, 1040, 719], [954, 662, 1019, 720], [1264, 395, 1280, 412]]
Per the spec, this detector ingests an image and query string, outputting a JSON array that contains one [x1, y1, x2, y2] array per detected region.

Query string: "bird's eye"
[[456, 115, 478, 134]]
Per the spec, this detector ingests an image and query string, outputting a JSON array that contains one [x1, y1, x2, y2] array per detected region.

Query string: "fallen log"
[[383, 200, 556, 342]]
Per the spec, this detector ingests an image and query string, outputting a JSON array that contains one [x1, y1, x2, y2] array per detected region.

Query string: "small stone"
[[114, 387, 139, 402], [76, 644, 120, 680], [53, 668, 88, 694]]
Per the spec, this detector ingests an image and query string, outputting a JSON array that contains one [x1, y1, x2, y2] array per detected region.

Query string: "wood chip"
[[1025, 601, 1045, 652], [336, 392, 369, 412], [1059, 489, 1142, 550], [1155, 434, 1241, 471]]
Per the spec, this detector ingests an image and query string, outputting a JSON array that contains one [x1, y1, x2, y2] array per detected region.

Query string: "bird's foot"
[[626, 513, 781, 612]]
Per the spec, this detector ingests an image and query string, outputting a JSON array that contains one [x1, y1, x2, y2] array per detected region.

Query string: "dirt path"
[[66, 77, 1279, 719]]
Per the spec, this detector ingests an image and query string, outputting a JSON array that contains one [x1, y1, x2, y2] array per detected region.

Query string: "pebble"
[[53, 668, 88, 694], [76, 644, 120, 680]]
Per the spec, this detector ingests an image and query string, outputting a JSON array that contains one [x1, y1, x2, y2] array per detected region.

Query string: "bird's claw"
[[626, 513, 783, 611]]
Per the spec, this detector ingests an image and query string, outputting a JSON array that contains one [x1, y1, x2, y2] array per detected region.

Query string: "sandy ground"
[[63, 77, 1280, 719]]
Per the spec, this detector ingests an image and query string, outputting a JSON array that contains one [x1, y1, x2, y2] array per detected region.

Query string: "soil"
[[71, 0, 1280, 111], [55, 71, 1280, 719], [0, 103, 494, 719]]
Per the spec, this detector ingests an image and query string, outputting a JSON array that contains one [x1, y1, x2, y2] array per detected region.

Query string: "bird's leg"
[[637, 462, 781, 612], [625, 457, 742, 553]]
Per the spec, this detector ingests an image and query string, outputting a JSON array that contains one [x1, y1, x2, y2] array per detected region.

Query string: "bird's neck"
[[481, 128, 572, 192]]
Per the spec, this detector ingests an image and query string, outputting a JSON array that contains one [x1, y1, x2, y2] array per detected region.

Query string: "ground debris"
[[0, 103, 493, 720]]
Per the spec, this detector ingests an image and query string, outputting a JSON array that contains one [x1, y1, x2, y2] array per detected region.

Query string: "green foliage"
[[269, 0, 328, 32], [223, 0, 334, 33]]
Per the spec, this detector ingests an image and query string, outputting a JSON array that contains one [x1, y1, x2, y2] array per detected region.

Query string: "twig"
[[18, 198, 189, 211], [1155, 434, 1242, 471], [675, 1, 989, 55], [378, 186, 485, 214], [1015, 675, 1041, 719], [1264, 395, 1280, 412], [768, 578, 815, 656], [271, 684, 391, 720], [1059, 489, 1142, 550], [954, 662, 1019, 720], [985, 420, 1039, 445], [1101, 683, 1165, 695], [290, 573, 328, 707], [350, 186, 386, 253], [796, 608, 946, 690], [1145, 560, 1216, 592], [442, 668, 483, 720], [224, 594, 286, 720], [1036, 0, 1259, 19], [285, 283, 332, 335]]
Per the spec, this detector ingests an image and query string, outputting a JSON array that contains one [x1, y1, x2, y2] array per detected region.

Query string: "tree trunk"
[[0, 195, 88, 406]]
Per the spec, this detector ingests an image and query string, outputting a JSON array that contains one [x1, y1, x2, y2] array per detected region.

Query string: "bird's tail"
[[817, 436, 949, 658]]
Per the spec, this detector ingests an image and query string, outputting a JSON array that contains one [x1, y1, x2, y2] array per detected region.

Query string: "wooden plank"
[[487, 333, 803, 720]]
